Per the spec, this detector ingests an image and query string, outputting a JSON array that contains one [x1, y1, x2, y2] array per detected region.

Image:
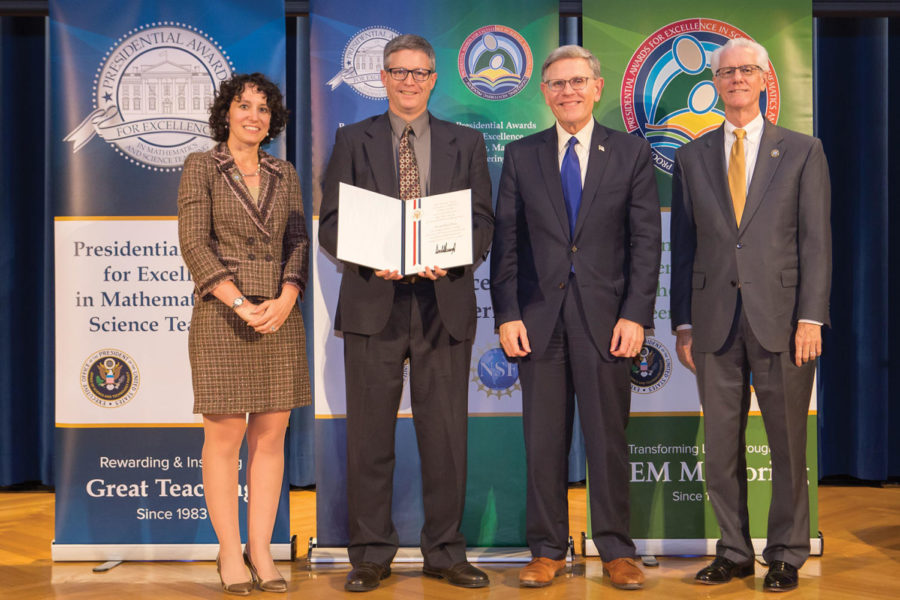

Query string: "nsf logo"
[[458, 25, 533, 101], [620, 18, 780, 176], [473, 347, 520, 399]]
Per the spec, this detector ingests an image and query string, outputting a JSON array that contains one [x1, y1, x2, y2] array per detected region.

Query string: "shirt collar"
[[389, 109, 430, 140], [723, 112, 764, 144], [555, 119, 594, 155]]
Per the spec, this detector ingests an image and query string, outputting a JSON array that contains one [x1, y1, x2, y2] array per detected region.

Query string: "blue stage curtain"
[[2, 12, 897, 488], [0, 16, 54, 486], [815, 16, 899, 480], [287, 15, 316, 487]]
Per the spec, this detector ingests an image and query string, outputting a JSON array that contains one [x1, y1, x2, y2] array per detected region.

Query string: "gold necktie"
[[728, 128, 746, 226], [398, 124, 420, 201]]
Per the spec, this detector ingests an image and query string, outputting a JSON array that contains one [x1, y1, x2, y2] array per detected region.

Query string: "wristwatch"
[[231, 296, 246, 310]]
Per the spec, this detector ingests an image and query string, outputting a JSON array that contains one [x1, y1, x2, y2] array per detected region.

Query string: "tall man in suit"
[[491, 45, 661, 590], [671, 38, 831, 592], [319, 34, 493, 592]]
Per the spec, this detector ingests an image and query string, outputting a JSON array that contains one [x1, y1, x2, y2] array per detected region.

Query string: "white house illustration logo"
[[64, 22, 233, 171]]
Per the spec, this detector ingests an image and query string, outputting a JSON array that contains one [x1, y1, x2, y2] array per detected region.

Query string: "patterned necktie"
[[399, 124, 420, 200], [728, 128, 747, 226], [561, 136, 582, 239]]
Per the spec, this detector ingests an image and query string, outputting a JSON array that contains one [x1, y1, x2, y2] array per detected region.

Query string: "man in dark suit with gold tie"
[[491, 45, 661, 590], [671, 38, 831, 592], [319, 34, 493, 592]]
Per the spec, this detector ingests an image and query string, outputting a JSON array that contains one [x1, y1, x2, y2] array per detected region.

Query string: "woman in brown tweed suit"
[[177, 73, 310, 595]]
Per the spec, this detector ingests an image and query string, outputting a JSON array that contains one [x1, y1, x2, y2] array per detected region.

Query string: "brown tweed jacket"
[[178, 142, 309, 299]]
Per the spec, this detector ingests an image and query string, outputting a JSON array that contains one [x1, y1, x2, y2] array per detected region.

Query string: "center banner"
[[309, 0, 558, 556]]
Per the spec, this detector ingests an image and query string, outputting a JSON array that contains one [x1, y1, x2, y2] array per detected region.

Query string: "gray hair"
[[383, 34, 436, 71], [710, 38, 770, 75], [541, 45, 602, 80]]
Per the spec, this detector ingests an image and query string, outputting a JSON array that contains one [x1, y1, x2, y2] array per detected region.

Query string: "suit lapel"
[[740, 120, 783, 233], [257, 153, 284, 229], [429, 115, 455, 194], [574, 122, 610, 240], [211, 143, 271, 238], [363, 112, 399, 197], [536, 127, 571, 239], [699, 126, 736, 231]]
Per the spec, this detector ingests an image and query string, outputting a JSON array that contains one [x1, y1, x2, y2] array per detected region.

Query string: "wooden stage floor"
[[2, 484, 897, 599]]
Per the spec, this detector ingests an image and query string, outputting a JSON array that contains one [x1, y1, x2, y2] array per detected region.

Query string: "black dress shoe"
[[764, 560, 798, 592], [423, 561, 489, 588], [695, 556, 755, 584], [345, 562, 391, 592]]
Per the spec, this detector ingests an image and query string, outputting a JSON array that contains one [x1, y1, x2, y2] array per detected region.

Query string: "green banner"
[[583, 0, 819, 556], [585, 0, 813, 207]]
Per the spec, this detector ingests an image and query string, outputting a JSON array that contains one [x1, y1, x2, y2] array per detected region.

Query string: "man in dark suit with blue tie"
[[491, 45, 661, 590]]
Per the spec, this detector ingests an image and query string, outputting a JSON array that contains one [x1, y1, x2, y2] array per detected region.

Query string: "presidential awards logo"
[[630, 338, 672, 394], [458, 25, 533, 100], [64, 22, 233, 171], [620, 19, 780, 175], [472, 347, 520, 399], [327, 26, 400, 100], [81, 349, 141, 408]]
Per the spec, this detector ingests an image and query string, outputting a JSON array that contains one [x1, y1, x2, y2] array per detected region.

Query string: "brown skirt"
[[188, 295, 311, 414]]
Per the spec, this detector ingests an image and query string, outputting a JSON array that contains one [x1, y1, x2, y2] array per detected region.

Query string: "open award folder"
[[336, 183, 473, 275]]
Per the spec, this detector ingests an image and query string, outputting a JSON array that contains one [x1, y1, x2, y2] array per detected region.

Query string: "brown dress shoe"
[[602, 557, 645, 590], [519, 557, 566, 587]]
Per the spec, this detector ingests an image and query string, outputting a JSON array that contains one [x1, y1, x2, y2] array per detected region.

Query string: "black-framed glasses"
[[715, 64, 763, 79], [385, 67, 433, 82], [543, 76, 593, 93]]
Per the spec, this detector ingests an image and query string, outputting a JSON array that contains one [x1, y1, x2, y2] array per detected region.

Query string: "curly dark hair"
[[208, 73, 289, 144]]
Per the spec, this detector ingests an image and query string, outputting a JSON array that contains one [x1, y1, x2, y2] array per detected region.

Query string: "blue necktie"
[[561, 136, 581, 239]]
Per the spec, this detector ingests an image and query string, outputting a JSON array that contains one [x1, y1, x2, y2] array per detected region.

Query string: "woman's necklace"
[[239, 163, 260, 178]]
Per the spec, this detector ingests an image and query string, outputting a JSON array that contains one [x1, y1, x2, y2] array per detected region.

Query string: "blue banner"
[[49, 0, 289, 560]]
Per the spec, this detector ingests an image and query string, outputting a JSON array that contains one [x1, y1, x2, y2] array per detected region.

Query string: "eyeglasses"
[[715, 64, 763, 79], [543, 76, 592, 93], [385, 68, 433, 82]]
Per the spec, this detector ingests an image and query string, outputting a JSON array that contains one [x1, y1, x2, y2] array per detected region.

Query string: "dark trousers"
[[343, 280, 471, 569], [696, 305, 815, 568], [519, 279, 636, 562]]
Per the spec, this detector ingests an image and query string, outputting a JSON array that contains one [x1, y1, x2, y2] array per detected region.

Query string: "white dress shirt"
[[555, 119, 593, 184]]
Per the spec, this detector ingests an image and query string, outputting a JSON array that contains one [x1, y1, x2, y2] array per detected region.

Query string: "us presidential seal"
[[620, 19, 780, 176], [326, 26, 399, 100], [81, 349, 141, 408], [471, 346, 520, 400], [630, 337, 673, 394], [458, 25, 533, 100], [64, 22, 233, 171]]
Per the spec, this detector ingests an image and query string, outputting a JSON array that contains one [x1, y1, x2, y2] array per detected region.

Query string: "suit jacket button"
[[730, 280, 737, 287], [558, 282, 565, 289], [571, 245, 578, 253], [247, 237, 256, 246], [736, 242, 743, 249], [248, 253, 256, 260], [265, 254, 274, 262]]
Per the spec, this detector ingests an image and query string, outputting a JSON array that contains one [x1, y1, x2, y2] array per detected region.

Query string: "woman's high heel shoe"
[[216, 554, 254, 596], [244, 545, 288, 593]]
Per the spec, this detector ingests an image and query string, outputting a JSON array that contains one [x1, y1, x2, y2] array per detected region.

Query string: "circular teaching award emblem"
[[630, 338, 673, 394], [81, 349, 141, 408], [620, 19, 780, 175], [326, 26, 399, 100], [458, 25, 533, 100], [472, 347, 520, 399], [64, 22, 233, 171]]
